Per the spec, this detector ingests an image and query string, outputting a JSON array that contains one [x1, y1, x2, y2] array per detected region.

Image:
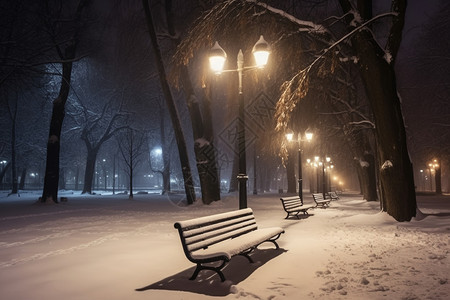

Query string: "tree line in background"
[[1, 0, 449, 222]]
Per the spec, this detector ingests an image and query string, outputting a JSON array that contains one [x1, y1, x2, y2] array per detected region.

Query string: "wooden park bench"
[[312, 193, 331, 208], [280, 196, 314, 219], [174, 208, 284, 282], [327, 191, 340, 201]]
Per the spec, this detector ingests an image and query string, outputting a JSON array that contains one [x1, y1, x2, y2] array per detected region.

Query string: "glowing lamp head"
[[305, 132, 313, 141], [285, 130, 294, 142], [209, 41, 227, 74], [252, 35, 271, 68]]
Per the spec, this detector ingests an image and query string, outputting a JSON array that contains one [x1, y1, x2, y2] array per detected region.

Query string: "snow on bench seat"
[[174, 208, 284, 281], [189, 227, 285, 260]]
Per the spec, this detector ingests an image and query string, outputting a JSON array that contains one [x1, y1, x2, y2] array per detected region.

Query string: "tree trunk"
[[356, 44, 415, 221], [286, 149, 296, 193], [339, 0, 416, 221], [363, 151, 377, 201], [59, 167, 66, 190], [163, 0, 221, 203], [187, 74, 221, 204], [75, 165, 80, 190], [82, 150, 98, 194], [10, 98, 18, 194], [0, 162, 10, 186], [435, 165, 442, 194], [142, 0, 195, 204], [41, 0, 90, 203], [19, 168, 26, 190]]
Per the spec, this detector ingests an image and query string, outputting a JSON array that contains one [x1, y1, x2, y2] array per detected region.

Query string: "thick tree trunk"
[[435, 165, 442, 194], [338, 0, 416, 221], [363, 151, 377, 201], [352, 35, 416, 221], [41, 94, 66, 202], [142, 0, 195, 204], [82, 151, 97, 194], [41, 0, 90, 202], [286, 149, 296, 193], [0, 162, 11, 187], [181, 68, 221, 204], [59, 167, 66, 190], [164, 0, 221, 203]]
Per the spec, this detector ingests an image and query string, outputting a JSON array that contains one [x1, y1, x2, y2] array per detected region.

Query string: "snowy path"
[[0, 192, 448, 299]]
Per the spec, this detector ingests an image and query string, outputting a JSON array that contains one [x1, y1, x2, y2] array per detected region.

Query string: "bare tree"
[[40, 0, 92, 203], [75, 99, 128, 194], [117, 128, 147, 199]]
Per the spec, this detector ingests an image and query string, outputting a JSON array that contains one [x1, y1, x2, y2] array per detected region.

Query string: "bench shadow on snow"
[[136, 247, 287, 296]]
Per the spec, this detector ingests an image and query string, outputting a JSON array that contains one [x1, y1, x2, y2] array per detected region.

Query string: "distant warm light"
[[314, 156, 319, 162], [305, 132, 313, 141]]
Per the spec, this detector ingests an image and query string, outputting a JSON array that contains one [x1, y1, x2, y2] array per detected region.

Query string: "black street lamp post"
[[209, 36, 271, 209], [286, 131, 313, 204]]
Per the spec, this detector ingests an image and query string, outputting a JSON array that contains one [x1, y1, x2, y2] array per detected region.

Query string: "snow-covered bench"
[[327, 191, 340, 201], [174, 208, 284, 282], [280, 196, 314, 219], [312, 193, 331, 208]]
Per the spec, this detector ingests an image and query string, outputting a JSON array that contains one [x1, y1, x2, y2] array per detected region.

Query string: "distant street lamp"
[[209, 35, 271, 209], [286, 130, 313, 204]]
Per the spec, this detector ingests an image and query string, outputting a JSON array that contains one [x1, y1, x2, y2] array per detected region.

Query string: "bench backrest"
[[312, 193, 324, 201], [280, 196, 302, 210], [329, 191, 339, 199], [174, 208, 257, 254]]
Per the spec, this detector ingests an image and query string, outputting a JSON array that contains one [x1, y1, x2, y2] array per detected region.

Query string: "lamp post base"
[[237, 174, 248, 209]]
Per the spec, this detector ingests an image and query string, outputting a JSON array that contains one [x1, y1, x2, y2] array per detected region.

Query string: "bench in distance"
[[280, 196, 314, 219]]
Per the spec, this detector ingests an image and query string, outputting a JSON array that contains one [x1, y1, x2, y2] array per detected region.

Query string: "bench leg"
[[189, 260, 227, 282], [257, 233, 282, 250], [238, 249, 254, 263]]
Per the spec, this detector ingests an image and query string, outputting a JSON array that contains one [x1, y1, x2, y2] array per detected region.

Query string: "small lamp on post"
[[209, 35, 271, 209], [286, 130, 313, 204]]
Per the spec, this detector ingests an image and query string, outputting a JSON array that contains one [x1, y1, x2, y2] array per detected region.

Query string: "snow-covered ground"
[[0, 190, 449, 300]]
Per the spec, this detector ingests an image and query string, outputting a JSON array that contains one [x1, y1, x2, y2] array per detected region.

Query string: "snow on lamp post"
[[209, 35, 271, 209], [286, 130, 313, 204]]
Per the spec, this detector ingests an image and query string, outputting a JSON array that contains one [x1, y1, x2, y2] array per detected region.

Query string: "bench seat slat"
[[190, 227, 284, 260]]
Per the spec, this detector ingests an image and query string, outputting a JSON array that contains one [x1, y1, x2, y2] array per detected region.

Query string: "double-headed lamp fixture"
[[209, 35, 271, 74]]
